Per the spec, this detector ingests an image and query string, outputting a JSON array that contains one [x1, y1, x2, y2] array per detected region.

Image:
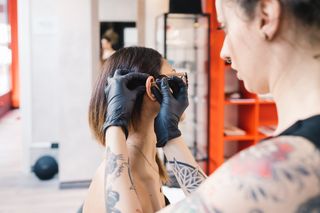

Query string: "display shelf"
[[156, 12, 210, 173], [224, 99, 256, 105], [224, 135, 255, 141], [257, 133, 271, 141], [259, 120, 278, 126], [237, 140, 256, 152], [259, 104, 278, 126], [258, 99, 275, 104]]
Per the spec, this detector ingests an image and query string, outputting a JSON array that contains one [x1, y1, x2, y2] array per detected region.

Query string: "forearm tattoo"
[[168, 158, 206, 194], [105, 147, 136, 213], [106, 187, 121, 213], [106, 147, 128, 178]]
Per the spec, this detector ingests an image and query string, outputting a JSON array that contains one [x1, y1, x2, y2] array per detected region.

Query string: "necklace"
[[130, 144, 159, 174]]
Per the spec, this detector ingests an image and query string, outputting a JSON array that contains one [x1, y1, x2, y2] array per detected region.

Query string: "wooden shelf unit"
[[205, 1, 278, 173]]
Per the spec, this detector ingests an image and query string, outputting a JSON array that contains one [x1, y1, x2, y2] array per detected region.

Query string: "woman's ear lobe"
[[145, 76, 157, 101]]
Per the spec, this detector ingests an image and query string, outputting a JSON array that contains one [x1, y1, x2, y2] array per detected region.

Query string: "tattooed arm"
[[105, 126, 142, 213], [163, 136, 207, 195], [159, 136, 320, 213]]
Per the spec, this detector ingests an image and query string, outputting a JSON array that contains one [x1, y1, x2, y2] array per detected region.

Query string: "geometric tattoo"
[[106, 187, 121, 213], [168, 158, 206, 194]]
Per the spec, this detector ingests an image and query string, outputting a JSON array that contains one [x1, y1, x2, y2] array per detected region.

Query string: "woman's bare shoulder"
[[159, 136, 320, 213], [83, 160, 106, 213]]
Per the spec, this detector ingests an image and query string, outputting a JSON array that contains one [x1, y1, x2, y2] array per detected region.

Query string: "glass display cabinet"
[[156, 13, 210, 172]]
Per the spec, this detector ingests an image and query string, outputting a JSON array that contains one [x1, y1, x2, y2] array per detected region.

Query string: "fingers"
[[151, 86, 163, 103], [124, 72, 149, 84], [117, 72, 148, 92], [113, 69, 149, 90], [168, 76, 186, 90], [168, 76, 187, 93], [167, 76, 181, 98], [114, 69, 148, 85], [160, 78, 173, 99], [114, 69, 130, 77], [167, 76, 188, 100]]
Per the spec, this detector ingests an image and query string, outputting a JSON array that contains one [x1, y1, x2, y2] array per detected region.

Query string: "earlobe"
[[145, 76, 157, 101], [258, 0, 281, 40]]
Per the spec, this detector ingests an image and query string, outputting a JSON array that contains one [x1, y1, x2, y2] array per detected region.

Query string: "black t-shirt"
[[278, 115, 320, 150]]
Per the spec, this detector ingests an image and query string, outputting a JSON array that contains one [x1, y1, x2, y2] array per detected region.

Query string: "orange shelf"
[[257, 133, 272, 140], [224, 99, 256, 105], [224, 135, 255, 141], [258, 99, 275, 104], [259, 121, 278, 126]]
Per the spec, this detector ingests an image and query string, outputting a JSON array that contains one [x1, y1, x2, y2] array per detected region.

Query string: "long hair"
[[89, 46, 168, 182]]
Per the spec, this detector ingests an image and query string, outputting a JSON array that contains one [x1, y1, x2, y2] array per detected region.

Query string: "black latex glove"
[[154, 76, 189, 147], [103, 69, 148, 138]]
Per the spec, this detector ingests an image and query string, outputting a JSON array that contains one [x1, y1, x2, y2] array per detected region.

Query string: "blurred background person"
[[100, 29, 118, 63]]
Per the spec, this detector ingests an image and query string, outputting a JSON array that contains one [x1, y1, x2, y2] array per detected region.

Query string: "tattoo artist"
[[89, 0, 320, 211]]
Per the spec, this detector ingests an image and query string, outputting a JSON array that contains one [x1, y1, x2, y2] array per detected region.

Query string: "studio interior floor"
[[0, 110, 87, 213], [0, 110, 185, 213]]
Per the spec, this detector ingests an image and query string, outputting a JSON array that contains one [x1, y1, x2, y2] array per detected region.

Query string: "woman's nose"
[[220, 38, 231, 63]]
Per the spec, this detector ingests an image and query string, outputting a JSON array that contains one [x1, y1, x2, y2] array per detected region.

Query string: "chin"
[[244, 81, 269, 95]]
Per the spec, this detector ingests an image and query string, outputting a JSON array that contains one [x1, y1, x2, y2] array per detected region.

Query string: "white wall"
[[144, 0, 169, 49], [18, 0, 103, 182], [18, 0, 32, 173], [99, 0, 136, 22]]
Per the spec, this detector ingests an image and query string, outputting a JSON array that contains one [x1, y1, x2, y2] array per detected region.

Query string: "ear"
[[145, 76, 157, 101], [258, 0, 281, 40]]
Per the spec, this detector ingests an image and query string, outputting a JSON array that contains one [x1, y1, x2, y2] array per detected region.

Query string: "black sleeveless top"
[[278, 115, 320, 150]]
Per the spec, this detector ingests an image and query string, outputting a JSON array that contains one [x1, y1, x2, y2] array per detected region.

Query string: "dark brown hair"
[[236, 0, 320, 41], [89, 46, 168, 182], [237, 0, 320, 26]]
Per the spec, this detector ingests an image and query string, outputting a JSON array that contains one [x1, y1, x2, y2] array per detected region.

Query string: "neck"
[[270, 45, 320, 135], [127, 113, 158, 171]]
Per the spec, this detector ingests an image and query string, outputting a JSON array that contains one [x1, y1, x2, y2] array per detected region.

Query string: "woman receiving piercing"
[[84, 47, 206, 213]]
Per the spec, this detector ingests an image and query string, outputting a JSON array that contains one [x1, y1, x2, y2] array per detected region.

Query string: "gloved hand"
[[154, 76, 189, 147], [103, 69, 148, 138]]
